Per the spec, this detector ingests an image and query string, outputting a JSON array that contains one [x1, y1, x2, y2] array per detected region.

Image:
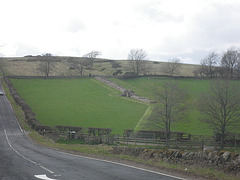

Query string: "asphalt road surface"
[[0, 82, 185, 180]]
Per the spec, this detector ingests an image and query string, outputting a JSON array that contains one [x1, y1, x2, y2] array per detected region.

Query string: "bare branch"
[[83, 50, 102, 58], [199, 79, 240, 147], [147, 81, 188, 139], [162, 58, 181, 77], [128, 48, 148, 76]]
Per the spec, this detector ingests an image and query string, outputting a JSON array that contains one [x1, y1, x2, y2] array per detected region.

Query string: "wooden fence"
[[38, 130, 240, 149], [113, 134, 240, 149]]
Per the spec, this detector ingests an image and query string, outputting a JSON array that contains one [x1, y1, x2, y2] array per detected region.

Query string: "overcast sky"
[[1, 0, 240, 64]]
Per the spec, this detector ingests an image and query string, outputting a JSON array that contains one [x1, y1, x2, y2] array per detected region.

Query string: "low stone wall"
[[112, 146, 240, 175], [3, 77, 51, 131], [6, 75, 90, 79]]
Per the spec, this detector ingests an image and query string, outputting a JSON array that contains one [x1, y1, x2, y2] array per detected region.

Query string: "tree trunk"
[[221, 132, 225, 148]]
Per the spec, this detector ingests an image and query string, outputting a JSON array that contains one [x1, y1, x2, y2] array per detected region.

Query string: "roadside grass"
[[10, 78, 148, 134], [111, 77, 240, 136]]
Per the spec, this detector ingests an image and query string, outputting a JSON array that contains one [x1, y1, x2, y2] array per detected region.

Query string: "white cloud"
[[1, 0, 240, 64], [65, 19, 86, 33]]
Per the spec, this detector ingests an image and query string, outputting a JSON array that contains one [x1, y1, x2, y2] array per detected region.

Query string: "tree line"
[[148, 79, 240, 148], [36, 51, 102, 77], [34, 48, 182, 78], [194, 47, 240, 79]]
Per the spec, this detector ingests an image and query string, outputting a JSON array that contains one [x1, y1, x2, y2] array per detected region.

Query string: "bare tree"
[[162, 58, 181, 77], [221, 47, 240, 78], [199, 52, 219, 78], [199, 80, 240, 147], [83, 50, 102, 59], [37, 53, 56, 77], [82, 50, 102, 71], [235, 57, 240, 78], [148, 81, 188, 139], [128, 48, 148, 76], [68, 57, 93, 76], [193, 65, 206, 78]]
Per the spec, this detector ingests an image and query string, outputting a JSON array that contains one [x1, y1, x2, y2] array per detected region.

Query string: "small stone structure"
[[95, 76, 156, 103], [121, 90, 135, 97]]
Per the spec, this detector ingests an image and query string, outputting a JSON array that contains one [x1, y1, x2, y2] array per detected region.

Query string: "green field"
[[11, 77, 240, 136], [111, 77, 240, 135], [10, 78, 148, 134]]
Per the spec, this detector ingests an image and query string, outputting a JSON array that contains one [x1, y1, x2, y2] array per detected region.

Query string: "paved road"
[[0, 82, 185, 180]]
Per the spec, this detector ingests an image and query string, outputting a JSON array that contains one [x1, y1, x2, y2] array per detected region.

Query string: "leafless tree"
[[148, 81, 188, 139], [221, 47, 240, 78], [235, 58, 240, 78], [128, 48, 148, 76], [83, 50, 102, 59], [82, 50, 102, 70], [37, 53, 56, 77], [193, 65, 206, 78], [68, 57, 93, 76], [199, 80, 240, 147], [199, 52, 219, 78], [162, 58, 181, 77]]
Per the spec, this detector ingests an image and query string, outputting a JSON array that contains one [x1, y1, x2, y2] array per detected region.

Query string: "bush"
[[123, 72, 137, 78]]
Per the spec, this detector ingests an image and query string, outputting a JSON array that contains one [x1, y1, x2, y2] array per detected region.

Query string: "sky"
[[1, 0, 240, 64]]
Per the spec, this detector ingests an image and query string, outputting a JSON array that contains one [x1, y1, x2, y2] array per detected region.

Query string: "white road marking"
[[3, 94, 23, 133], [39, 166, 55, 174], [34, 174, 58, 180], [57, 151, 187, 180], [4, 129, 55, 175]]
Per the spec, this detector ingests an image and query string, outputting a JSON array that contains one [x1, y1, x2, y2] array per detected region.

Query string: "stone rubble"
[[95, 76, 156, 103]]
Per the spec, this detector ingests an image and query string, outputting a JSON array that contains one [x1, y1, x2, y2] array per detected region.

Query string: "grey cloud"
[[65, 19, 86, 33], [141, 5, 184, 23], [191, 3, 240, 46], [14, 43, 41, 56]]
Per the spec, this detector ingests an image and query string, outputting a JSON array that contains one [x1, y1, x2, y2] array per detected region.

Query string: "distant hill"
[[0, 56, 198, 77]]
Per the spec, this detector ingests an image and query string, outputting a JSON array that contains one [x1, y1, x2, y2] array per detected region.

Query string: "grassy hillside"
[[111, 77, 240, 135], [1, 56, 197, 77], [10, 78, 148, 134]]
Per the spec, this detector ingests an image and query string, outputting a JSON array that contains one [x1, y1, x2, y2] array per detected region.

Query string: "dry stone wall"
[[112, 146, 240, 175], [3, 77, 51, 131]]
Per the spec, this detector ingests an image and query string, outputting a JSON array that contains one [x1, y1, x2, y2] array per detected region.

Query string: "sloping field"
[[1, 57, 197, 77], [10, 78, 148, 134], [111, 77, 240, 135]]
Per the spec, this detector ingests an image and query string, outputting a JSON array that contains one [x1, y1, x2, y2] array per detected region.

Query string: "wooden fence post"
[[201, 139, 204, 149]]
